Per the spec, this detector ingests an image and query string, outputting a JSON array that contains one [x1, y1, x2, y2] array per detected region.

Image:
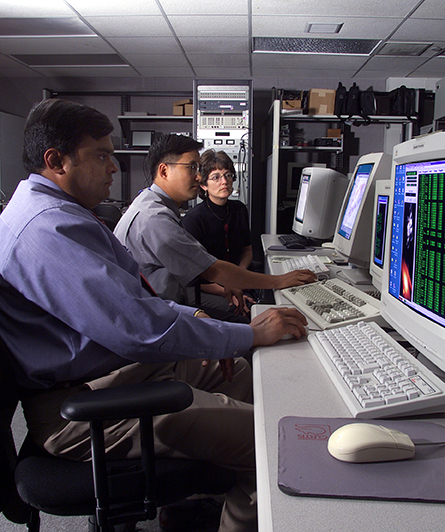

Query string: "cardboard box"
[[173, 98, 193, 116], [184, 103, 193, 116], [327, 128, 342, 138], [282, 99, 302, 110], [308, 89, 336, 115]]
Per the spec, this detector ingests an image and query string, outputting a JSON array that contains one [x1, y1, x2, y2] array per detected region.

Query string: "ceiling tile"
[[408, 0, 445, 19], [67, 0, 161, 16], [159, 0, 248, 15], [252, 15, 402, 40], [188, 53, 250, 68], [392, 18, 445, 41], [194, 66, 251, 78], [0, 17, 94, 36], [31, 65, 138, 77], [251, 0, 421, 18], [84, 15, 171, 37], [408, 56, 445, 76], [0, 36, 112, 54], [134, 66, 195, 77], [168, 15, 248, 37], [252, 53, 365, 69], [0, 0, 74, 17], [179, 37, 249, 54], [107, 37, 181, 54], [121, 53, 189, 68]]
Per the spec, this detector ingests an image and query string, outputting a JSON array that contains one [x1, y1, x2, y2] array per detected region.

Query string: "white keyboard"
[[281, 255, 330, 278], [281, 278, 380, 330], [309, 321, 445, 418]]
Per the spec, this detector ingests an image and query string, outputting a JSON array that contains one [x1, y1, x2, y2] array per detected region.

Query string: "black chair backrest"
[[0, 336, 33, 525], [92, 204, 122, 231], [0, 337, 20, 510]]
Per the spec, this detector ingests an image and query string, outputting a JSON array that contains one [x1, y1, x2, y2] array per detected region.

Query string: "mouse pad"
[[278, 416, 445, 502]]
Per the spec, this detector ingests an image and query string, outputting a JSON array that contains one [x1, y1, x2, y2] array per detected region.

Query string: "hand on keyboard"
[[250, 306, 308, 347]]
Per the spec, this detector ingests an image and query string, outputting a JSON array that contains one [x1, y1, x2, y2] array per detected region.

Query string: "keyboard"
[[281, 255, 330, 278], [308, 321, 445, 418], [278, 234, 307, 247], [281, 278, 380, 330]]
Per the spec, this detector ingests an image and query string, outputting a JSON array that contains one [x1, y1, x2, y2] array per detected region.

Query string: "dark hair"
[[22, 98, 114, 174], [198, 149, 237, 199], [143, 133, 203, 186]]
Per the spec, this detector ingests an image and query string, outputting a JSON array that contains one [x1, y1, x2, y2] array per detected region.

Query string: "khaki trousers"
[[22, 358, 257, 532]]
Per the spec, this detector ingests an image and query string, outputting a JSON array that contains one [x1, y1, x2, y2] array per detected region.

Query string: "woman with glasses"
[[183, 149, 255, 315]]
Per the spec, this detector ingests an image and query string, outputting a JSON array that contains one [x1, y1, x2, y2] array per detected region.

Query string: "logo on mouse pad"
[[294, 423, 332, 441]]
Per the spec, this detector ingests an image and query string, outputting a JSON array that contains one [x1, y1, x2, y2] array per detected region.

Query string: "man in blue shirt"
[[0, 99, 308, 532]]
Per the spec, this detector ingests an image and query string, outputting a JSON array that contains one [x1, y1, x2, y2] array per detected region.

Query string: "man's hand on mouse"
[[274, 269, 317, 290], [250, 306, 308, 346]]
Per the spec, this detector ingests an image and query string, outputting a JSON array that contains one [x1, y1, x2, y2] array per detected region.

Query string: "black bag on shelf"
[[360, 87, 376, 122], [390, 86, 417, 117], [345, 83, 360, 117], [334, 82, 347, 117]]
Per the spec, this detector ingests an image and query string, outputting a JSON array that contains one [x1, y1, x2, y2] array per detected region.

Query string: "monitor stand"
[[341, 267, 372, 285]]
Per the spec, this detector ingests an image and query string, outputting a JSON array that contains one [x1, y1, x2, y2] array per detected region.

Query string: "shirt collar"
[[150, 183, 182, 218], [28, 173, 79, 205]]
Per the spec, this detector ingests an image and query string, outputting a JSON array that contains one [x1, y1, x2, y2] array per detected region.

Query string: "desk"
[[254, 237, 445, 530], [253, 331, 445, 532]]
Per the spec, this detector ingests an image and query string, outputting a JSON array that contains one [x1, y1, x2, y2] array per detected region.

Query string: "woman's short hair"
[[198, 149, 237, 199], [23, 98, 114, 174]]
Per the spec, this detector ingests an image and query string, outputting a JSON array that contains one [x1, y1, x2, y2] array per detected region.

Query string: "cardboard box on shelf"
[[282, 99, 302, 110], [327, 128, 342, 138], [184, 103, 193, 116], [173, 98, 193, 116], [308, 89, 336, 115]]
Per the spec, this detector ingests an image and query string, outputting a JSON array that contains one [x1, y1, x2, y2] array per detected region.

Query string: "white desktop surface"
[[254, 236, 445, 531], [253, 326, 445, 532]]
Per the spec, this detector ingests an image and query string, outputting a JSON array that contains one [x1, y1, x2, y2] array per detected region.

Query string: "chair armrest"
[[60, 380, 193, 422]]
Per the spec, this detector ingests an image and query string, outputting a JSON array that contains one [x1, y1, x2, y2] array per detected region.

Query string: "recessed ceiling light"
[[12, 54, 128, 67], [306, 23, 343, 34], [252, 37, 380, 56], [377, 42, 432, 56]]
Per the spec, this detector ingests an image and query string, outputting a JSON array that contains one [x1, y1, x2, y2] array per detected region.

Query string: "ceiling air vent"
[[252, 37, 380, 55]]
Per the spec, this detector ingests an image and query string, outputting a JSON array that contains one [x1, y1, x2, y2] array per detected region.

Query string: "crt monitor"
[[332, 152, 392, 277], [381, 131, 445, 374], [131, 130, 154, 149], [292, 167, 348, 240], [369, 180, 391, 292], [286, 162, 326, 198]]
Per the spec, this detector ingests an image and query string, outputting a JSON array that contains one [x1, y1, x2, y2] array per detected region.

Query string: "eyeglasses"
[[166, 162, 200, 175], [208, 172, 235, 183]]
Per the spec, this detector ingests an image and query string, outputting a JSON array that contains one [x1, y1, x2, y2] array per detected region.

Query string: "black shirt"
[[183, 198, 251, 265]]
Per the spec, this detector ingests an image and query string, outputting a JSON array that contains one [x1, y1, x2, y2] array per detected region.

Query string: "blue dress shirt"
[[0, 174, 253, 389]]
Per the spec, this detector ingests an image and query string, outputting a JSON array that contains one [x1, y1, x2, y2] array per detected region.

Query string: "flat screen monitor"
[[369, 180, 391, 292], [292, 167, 348, 240], [332, 152, 392, 276], [381, 131, 445, 374]]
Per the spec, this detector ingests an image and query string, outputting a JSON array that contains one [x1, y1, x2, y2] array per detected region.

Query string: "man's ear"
[[157, 162, 169, 181], [43, 148, 66, 174]]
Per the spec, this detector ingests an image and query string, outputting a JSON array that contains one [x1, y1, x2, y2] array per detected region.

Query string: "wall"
[[0, 112, 27, 203]]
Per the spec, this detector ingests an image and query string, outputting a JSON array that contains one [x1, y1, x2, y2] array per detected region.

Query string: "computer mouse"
[[286, 242, 306, 250], [327, 423, 415, 463], [280, 325, 309, 341]]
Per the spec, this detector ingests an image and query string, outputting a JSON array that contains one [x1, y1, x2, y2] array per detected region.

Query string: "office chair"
[[0, 335, 236, 532], [92, 203, 123, 231]]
